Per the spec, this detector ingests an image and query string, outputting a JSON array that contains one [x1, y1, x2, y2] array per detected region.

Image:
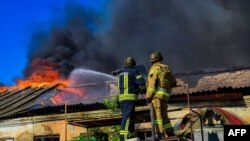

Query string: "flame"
[[1, 59, 69, 92], [15, 58, 69, 89], [1, 58, 86, 105], [0, 86, 8, 94], [19, 59, 86, 104], [50, 88, 85, 104]]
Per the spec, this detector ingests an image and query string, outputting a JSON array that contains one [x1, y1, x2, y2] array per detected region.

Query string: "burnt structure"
[[0, 69, 250, 141]]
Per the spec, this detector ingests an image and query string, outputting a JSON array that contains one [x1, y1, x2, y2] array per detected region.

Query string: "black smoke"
[[26, 0, 250, 82], [104, 0, 250, 73], [25, 3, 119, 78]]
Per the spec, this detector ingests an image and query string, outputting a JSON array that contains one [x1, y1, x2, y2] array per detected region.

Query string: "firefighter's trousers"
[[120, 101, 135, 141], [152, 98, 173, 135]]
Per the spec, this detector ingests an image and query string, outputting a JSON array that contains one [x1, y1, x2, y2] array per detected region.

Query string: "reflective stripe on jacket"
[[118, 66, 146, 102], [146, 62, 175, 101]]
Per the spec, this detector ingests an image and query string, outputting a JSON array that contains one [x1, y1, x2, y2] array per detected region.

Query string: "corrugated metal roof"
[[0, 85, 59, 119], [0, 88, 30, 101]]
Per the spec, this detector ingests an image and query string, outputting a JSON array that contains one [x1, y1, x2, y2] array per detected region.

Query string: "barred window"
[[34, 135, 59, 141]]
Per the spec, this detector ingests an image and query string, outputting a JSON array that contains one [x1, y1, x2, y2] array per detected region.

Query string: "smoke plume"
[[25, 3, 118, 78], [25, 0, 250, 82], [104, 0, 250, 73]]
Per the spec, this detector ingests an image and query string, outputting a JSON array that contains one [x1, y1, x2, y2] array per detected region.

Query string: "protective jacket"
[[118, 66, 146, 102], [146, 62, 176, 136], [118, 66, 146, 141], [146, 62, 176, 101]]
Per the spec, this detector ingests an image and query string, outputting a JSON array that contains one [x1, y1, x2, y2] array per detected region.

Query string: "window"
[[0, 138, 14, 141], [34, 135, 59, 141]]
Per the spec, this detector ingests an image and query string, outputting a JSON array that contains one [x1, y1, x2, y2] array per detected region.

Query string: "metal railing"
[[64, 94, 119, 141], [183, 84, 204, 141]]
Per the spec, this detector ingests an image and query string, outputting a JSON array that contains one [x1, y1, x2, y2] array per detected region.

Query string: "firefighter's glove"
[[139, 88, 146, 94], [111, 71, 117, 76], [146, 98, 152, 104]]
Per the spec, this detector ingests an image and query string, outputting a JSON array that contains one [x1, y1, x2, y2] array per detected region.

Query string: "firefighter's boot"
[[165, 127, 175, 137], [155, 133, 164, 141]]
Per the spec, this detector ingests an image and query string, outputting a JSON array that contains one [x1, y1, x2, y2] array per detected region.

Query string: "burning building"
[[0, 58, 117, 141], [0, 65, 250, 141], [1, 1, 250, 141]]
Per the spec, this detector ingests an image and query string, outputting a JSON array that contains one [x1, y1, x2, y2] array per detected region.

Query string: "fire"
[[50, 88, 84, 104], [1, 58, 86, 105], [15, 58, 69, 89], [1, 59, 69, 92], [0, 86, 8, 94]]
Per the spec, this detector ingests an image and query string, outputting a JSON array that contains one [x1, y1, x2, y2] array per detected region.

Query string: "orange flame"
[[0, 86, 8, 94], [50, 88, 84, 104], [1, 59, 70, 92], [15, 59, 69, 89], [1, 58, 86, 105]]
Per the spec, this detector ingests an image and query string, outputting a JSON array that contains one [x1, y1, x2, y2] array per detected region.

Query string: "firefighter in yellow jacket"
[[146, 51, 176, 139]]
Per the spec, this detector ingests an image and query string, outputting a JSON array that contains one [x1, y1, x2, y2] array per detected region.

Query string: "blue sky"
[[0, 0, 108, 86]]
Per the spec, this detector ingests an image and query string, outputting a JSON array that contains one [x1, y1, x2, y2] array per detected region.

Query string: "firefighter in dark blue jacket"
[[117, 57, 146, 141]]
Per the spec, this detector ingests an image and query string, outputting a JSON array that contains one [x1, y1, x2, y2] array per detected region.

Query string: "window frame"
[[0, 138, 14, 141], [33, 134, 60, 141]]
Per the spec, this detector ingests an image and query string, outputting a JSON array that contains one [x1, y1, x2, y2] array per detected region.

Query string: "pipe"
[[185, 84, 194, 141], [65, 101, 68, 141], [191, 109, 204, 141]]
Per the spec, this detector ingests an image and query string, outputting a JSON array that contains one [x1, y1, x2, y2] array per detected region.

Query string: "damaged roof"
[[0, 69, 249, 119], [0, 85, 60, 119], [173, 69, 250, 95]]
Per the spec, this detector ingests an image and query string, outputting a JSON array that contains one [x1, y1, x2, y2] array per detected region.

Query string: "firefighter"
[[117, 57, 146, 141], [146, 51, 176, 139]]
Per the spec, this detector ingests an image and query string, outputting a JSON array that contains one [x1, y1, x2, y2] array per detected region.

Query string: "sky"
[[0, 0, 107, 86], [1, 0, 250, 86]]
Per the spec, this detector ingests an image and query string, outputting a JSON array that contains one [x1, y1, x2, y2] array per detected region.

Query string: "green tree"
[[103, 96, 119, 114], [91, 128, 109, 141]]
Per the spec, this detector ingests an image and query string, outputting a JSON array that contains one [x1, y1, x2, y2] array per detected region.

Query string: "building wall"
[[0, 95, 249, 140], [0, 119, 86, 141], [223, 107, 250, 122]]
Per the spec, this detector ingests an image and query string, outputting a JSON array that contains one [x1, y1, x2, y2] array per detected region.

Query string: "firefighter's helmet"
[[150, 51, 163, 62], [124, 57, 136, 66]]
